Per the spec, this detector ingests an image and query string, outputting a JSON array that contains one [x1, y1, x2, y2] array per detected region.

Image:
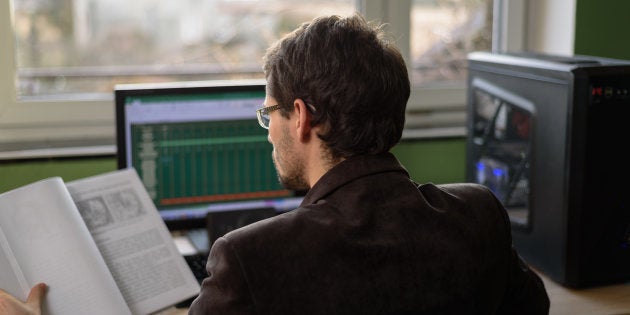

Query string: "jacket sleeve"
[[491, 192, 550, 315], [444, 183, 550, 314], [495, 246, 550, 315], [188, 237, 256, 315]]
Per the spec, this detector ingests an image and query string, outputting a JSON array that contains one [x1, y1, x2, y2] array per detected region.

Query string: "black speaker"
[[206, 207, 277, 246], [466, 51, 630, 287]]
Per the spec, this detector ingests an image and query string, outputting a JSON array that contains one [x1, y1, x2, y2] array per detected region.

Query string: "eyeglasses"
[[256, 104, 283, 129], [256, 102, 316, 129]]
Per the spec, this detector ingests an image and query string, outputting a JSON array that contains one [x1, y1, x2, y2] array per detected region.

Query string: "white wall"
[[525, 0, 576, 55]]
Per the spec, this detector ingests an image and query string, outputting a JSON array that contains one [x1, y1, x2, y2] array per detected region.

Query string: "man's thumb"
[[26, 283, 47, 309]]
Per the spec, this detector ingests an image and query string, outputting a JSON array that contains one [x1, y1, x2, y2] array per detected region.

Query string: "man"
[[188, 13, 549, 314], [1, 13, 549, 315]]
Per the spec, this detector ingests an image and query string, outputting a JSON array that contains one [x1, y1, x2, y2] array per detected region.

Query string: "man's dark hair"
[[263, 13, 410, 159]]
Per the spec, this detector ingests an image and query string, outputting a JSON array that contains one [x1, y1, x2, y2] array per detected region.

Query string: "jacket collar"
[[300, 152, 410, 206]]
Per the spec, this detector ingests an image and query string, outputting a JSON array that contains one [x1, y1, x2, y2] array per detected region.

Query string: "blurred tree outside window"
[[410, 0, 492, 85], [13, 0, 491, 98]]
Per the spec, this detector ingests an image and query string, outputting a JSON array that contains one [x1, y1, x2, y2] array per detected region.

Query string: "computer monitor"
[[115, 79, 303, 231]]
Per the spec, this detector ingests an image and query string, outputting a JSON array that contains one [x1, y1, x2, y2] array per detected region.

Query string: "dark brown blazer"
[[189, 153, 550, 314]]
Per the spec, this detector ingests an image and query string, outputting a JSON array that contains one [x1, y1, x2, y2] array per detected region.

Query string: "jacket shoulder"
[[416, 182, 499, 207], [418, 182, 509, 233], [435, 182, 496, 200]]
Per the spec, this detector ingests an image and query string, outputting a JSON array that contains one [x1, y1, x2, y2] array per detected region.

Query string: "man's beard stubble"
[[272, 127, 310, 191]]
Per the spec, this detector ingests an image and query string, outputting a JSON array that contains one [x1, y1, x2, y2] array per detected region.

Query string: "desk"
[[541, 272, 630, 315], [154, 272, 630, 315]]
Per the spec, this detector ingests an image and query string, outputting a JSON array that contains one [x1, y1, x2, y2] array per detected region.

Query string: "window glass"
[[410, 0, 492, 85], [13, 0, 492, 98], [13, 0, 355, 98]]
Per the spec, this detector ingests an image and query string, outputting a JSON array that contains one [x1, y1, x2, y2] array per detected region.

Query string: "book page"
[[0, 223, 29, 299], [66, 168, 200, 315], [0, 177, 133, 315]]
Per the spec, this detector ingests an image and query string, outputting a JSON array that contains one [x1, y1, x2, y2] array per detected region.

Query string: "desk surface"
[[155, 271, 630, 315], [541, 272, 630, 315]]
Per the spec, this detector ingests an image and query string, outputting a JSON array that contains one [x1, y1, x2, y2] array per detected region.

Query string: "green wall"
[[0, 138, 466, 194], [574, 1, 630, 60], [0, 156, 117, 193], [391, 137, 466, 184]]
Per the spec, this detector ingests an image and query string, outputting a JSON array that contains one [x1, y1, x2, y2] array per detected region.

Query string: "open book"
[[0, 168, 200, 315]]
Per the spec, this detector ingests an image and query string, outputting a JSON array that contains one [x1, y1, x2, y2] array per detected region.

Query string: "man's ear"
[[293, 98, 312, 142]]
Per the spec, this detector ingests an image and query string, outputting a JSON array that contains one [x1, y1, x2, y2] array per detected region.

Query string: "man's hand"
[[0, 283, 47, 315]]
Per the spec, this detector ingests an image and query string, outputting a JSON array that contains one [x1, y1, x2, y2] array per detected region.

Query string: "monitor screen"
[[115, 79, 303, 230]]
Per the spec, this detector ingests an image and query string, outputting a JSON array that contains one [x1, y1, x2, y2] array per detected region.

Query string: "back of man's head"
[[263, 13, 410, 159]]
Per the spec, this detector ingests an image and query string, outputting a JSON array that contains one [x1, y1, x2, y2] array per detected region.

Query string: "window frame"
[[0, 0, 525, 159]]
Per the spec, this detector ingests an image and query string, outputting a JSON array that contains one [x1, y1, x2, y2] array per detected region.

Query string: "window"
[[410, 0, 492, 85], [13, 0, 354, 97], [407, 0, 493, 138], [1, 0, 515, 158]]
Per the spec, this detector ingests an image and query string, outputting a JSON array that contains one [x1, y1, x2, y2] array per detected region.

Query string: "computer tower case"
[[466, 51, 630, 287]]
